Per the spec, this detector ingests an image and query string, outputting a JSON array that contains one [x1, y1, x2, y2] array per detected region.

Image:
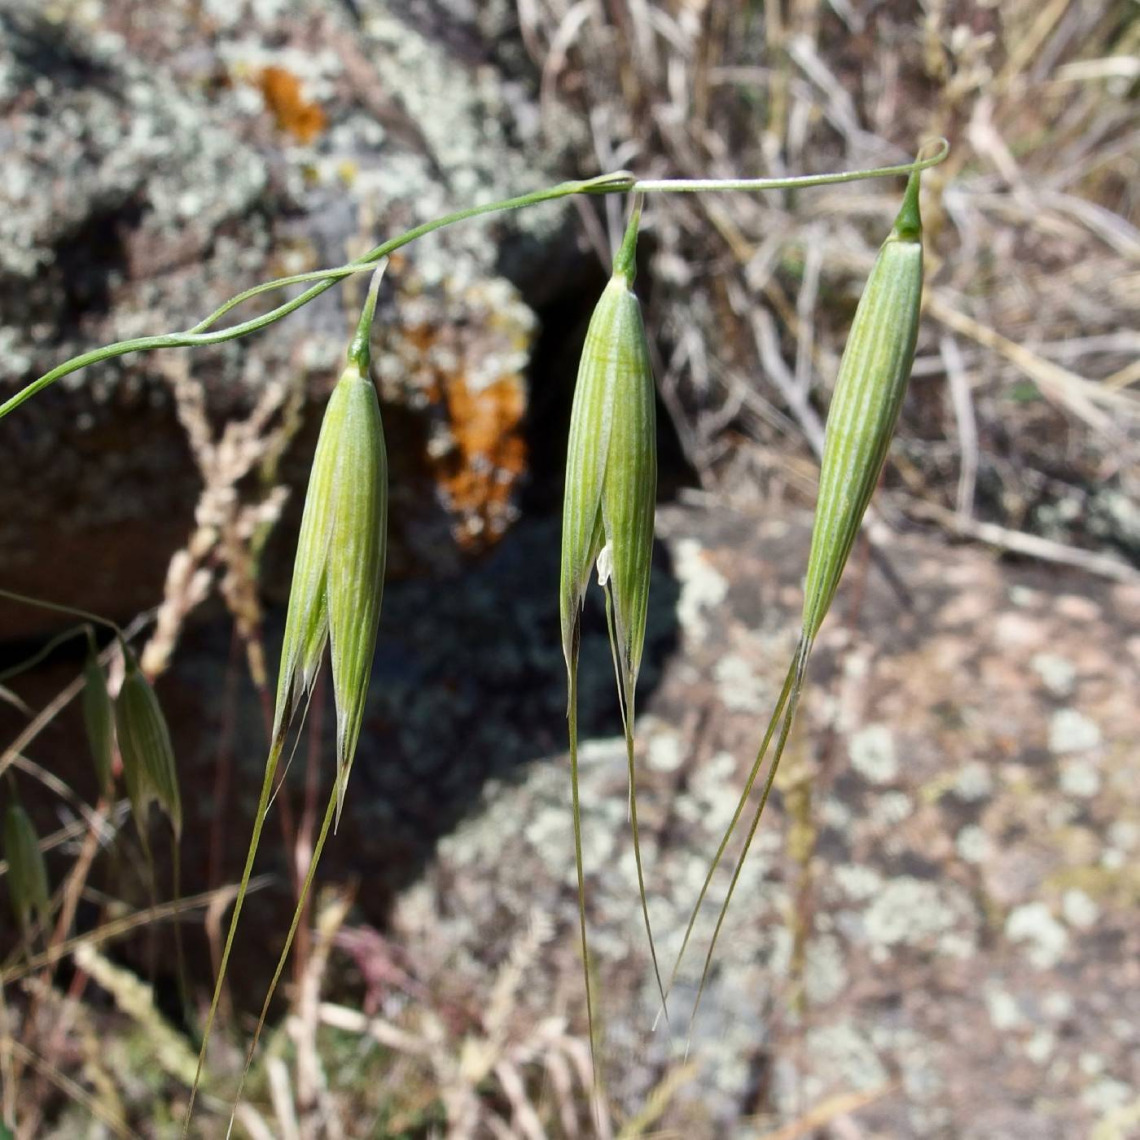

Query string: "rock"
[[0, 0, 582, 638], [357, 502, 1137, 1136], [3, 492, 1138, 1133]]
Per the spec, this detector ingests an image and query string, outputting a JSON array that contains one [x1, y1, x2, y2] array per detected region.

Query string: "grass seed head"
[[4, 800, 51, 939], [116, 652, 182, 840], [801, 171, 924, 644], [560, 200, 665, 1050], [82, 639, 116, 799], [273, 268, 388, 824], [560, 201, 657, 695]]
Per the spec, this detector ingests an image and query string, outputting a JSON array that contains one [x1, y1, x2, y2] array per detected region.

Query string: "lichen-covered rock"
[[0, 0, 574, 636], [365, 502, 1139, 1136], [3, 488, 1137, 1132]]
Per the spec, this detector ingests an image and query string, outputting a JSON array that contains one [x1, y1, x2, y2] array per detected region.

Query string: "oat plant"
[[0, 142, 949, 1131], [669, 169, 929, 1031], [560, 196, 665, 1063]]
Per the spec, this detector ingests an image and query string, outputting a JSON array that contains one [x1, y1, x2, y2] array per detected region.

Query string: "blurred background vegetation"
[[1, 1, 1137, 1137]]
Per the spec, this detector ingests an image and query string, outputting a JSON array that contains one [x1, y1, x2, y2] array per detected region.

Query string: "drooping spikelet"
[[82, 636, 116, 800], [116, 650, 181, 842], [273, 281, 388, 823], [4, 799, 51, 942], [560, 197, 665, 1062], [800, 170, 924, 646], [187, 264, 389, 1134], [674, 171, 927, 1028], [560, 207, 657, 691]]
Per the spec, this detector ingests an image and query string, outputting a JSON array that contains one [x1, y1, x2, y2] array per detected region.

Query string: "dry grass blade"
[[751, 1083, 897, 1140], [224, 787, 340, 1136], [925, 291, 1138, 440], [0, 876, 272, 986], [8, 1038, 138, 1140]]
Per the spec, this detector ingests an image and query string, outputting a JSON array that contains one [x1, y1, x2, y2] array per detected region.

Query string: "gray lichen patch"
[[2, 0, 570, 632], [848, 723, 899, 784], [1049, 708, 1102, 754], [94, 492, 1140, 1136], [1005, 902, 1070, 970]]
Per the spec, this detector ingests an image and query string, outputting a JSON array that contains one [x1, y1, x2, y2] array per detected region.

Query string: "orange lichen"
[[379, 274, 535, 558], [437, 371, 528, 546], [259, 66, 326, 143]]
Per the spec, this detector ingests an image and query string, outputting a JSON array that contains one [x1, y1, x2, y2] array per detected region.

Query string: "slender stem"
[[0, 587, 124, 640], [665, 654, 799, 999], [687, 647, 809, 1042], [602, 586, 668, 1022], [633, 139, 950, 193], [183, 734, 285, 1134], [189, 263, 379, 334], [0, 625, 88, 684], [566, 653, 600, 1091], [612, 193, 643, 283], [0, 173, 633, 423], [1, 145, 950, 424], [225, 782, 339, 1134], [347, 263, 388, 372]]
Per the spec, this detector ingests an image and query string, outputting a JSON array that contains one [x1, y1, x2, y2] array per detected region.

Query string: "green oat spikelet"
[[273, 272, 389, 823], [116, 646, 188, 1011], [186, 264, 389, 1134], [4, 799, 51, 944], [674, 171, 926, 1030], [801, 171, 923, 642], [82, 634, 116, 800], [560, 196, 666, 1065], [116, 651, 182, 842]]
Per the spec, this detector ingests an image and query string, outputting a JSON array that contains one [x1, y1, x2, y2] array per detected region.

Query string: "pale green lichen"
[[1060, 759, 1102, 798], [1084, 1077, 1135, 1116], [1026, 1030, 1057, 1065], [802, 1022, 889, 1091], [672, 538, 729, 643], [985, 987, 1024, 1031], [714, 653, 769, 713], [953, 759, 994, 801], [872, 790, 914, 826], [861, 876, 977, 960], [1050, 709, 1102, 754], [802, 934, 849, 1004], [832, 863, 885, 902], [1031, 652, 1078, 697], [849, 723, 898, 785], [1006, 901, 1070, 969], [1062, 888, 1100, 930], [956, 824, 990, 863], [646, 731, 684, 773]]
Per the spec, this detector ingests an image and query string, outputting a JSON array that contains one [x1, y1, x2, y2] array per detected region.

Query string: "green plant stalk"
[[187, 263, 391, 1132], [0, 626, 88, 685], [182, 734, 283, 1131], [225, 782, 339, 1133], [662, 656, 798, 1002], [0, 588, 124, 641], [631, 140, 948, 192], [0, 172, 632, 424], [0, 146, 949, 424], [566, 659, 602, 1101], [670, 170, 927, 1034], [603, 582, 667, 1023], [683, 643, 808, 1044]]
